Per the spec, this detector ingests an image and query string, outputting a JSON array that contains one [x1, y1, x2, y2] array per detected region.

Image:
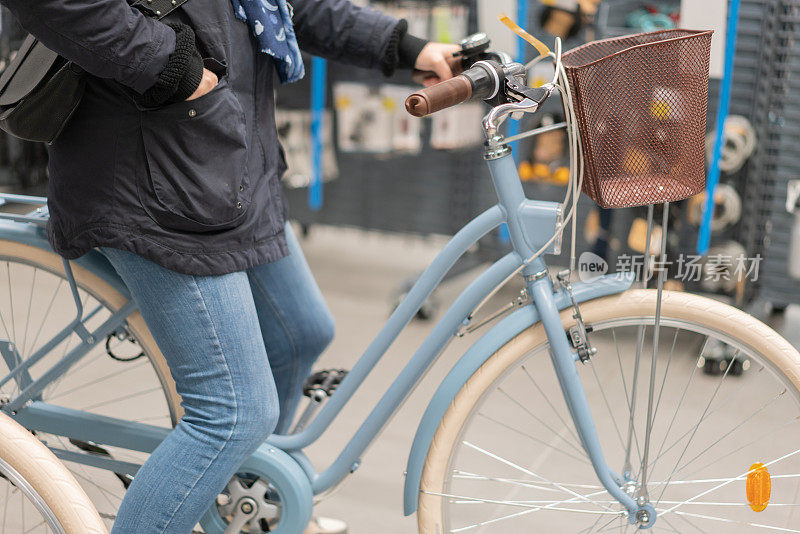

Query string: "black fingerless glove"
[[381, 19, 429, 77], [138, 22, 204, 107]]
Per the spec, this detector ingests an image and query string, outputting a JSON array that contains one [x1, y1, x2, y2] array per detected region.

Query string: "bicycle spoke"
[[81, 385, 163, 411], [622, 324, 646, 475], [2, 483, 8, 533], [423, 490, 618, 514], [593, 515, 624, 533], [578, 513, 606, 534], [47, 360, 149, 401], [660, 446, 800, 517], [21, 520, 46, 534], [438, 486, 620, 533], [449, 508, 538, 532], [20, 268, 37, 360], [461, 441, 615, 512], [8, 262, 17, 348], [639, 202, 670, 497], [649, 335, 709, 475], [661, 516, 688, 534], [496, 388, 588, 459], [674, 390, 786, 476], [673, 510, 800, 533], [522, 364, 581, 445], [478, 411, 590, 464], [459, 441, 597, 506], [675, 510, 711, 534], [656, 348, 740, 505], [454, 470, 601, 491], [643, 327, 680, 469], [610, 327, 644, 473], [23, 279, 64, 358], [587, 360, 626, 453]]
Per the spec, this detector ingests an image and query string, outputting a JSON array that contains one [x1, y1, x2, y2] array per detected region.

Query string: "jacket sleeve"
[[290, 0, 399, 70], [0, 0, 176, 94]]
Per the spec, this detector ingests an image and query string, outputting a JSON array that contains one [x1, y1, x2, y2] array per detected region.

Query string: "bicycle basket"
[[561, 29, 713, 209]]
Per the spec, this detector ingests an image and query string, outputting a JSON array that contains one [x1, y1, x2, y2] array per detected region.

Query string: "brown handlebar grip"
[[405, 76, 473, 117]]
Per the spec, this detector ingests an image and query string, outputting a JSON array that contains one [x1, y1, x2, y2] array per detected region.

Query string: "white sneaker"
[[304, 516, 348, 534]]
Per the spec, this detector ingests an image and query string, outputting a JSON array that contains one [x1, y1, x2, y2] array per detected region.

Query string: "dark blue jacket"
[[1, 0, 401, 275]]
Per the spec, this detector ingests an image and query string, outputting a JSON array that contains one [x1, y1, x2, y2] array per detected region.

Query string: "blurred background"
[[1, 1, 799, 531], [2, 0, 796, 313]]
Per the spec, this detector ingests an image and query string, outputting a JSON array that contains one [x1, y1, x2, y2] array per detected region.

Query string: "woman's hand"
[[186, 68, 218, 100], [414, 43, 463, 87]]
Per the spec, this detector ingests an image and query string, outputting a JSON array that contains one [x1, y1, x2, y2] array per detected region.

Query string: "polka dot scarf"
[[230, 0, 305, 83]]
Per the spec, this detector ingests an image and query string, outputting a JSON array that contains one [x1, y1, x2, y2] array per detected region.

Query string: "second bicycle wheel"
[[419, 289, 800, 533]]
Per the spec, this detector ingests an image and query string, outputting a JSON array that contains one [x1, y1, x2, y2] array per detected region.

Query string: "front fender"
[[403, 271, 634, 515]]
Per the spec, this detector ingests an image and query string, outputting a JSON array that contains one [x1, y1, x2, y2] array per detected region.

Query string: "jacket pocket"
[[137, 75, 250, 233]]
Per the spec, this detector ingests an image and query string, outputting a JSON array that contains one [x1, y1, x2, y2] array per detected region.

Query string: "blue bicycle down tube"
[[309, 56, 327, 211], [697, 0, 740, 254]]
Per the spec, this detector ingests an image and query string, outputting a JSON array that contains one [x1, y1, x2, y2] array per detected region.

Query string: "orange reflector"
[[746, 462, 771, 512]]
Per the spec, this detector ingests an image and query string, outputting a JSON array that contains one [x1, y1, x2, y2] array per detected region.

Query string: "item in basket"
[[650, 86, 685, 121], [622, 146, 654, 177]]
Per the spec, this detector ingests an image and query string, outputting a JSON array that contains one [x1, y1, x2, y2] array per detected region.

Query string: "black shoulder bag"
[[0, 0, 191, 144]]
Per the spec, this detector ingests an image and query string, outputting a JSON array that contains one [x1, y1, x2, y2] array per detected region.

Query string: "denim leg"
[[247, 223, 335, 434], [100, 247, 280, 534]]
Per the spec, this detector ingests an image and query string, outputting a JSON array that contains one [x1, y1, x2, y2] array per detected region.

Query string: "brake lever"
[[483, 79, 556, 138], [507, 80, 555, 105]]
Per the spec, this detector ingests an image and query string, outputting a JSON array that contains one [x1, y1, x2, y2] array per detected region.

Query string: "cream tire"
[[417, 289, 800, 533], [0, 410, 108, 533]]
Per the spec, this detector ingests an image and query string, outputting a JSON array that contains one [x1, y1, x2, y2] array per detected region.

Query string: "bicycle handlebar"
[[404, 60, 530, 118], [405, 76, 473, 117]]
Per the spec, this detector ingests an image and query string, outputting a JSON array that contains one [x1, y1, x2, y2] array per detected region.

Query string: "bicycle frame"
[[0, 141, 651, 528]]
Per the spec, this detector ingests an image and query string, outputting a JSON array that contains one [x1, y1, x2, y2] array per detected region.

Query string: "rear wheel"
[[0, 410, 107, 533], [419, 290, 800, 533], [0, 241, 181, 529]]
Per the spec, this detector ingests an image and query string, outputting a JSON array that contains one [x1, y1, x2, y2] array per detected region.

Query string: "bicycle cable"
[[466, 37, 586, 323]]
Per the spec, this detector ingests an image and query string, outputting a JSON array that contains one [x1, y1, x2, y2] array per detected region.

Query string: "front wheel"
[[419, 289, 800, 533]]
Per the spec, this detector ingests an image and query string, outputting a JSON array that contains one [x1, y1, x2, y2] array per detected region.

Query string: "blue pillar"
[[309, 56, 327, 211], [697, 0, 740, 254]]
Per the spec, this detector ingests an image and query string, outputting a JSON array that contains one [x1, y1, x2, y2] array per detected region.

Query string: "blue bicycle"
[[1, 33, 799, 533]]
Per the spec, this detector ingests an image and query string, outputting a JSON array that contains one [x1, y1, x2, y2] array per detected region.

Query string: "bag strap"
[[130, 0, 193, 20]]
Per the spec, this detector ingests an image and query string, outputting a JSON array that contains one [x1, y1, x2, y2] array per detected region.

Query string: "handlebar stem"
[[483, 98, 541, 141]]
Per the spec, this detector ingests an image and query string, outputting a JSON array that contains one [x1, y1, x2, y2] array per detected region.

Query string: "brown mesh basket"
[[561, 29, 713, 209]]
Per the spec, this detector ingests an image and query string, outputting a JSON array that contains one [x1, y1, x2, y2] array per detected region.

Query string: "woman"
[[1, 0, 461, 532]]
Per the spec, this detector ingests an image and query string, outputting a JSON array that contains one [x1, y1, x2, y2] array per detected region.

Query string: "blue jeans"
[[101, 223, 334, 533]]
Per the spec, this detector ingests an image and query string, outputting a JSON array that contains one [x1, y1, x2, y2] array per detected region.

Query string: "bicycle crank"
[[217, 475, 281, 533]]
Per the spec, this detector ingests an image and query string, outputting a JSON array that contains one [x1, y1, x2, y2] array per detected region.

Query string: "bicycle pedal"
[[302, 369, 348, 398]]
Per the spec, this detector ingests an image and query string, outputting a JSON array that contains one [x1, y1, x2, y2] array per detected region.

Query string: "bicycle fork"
[[524, 267, 657, 528]]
